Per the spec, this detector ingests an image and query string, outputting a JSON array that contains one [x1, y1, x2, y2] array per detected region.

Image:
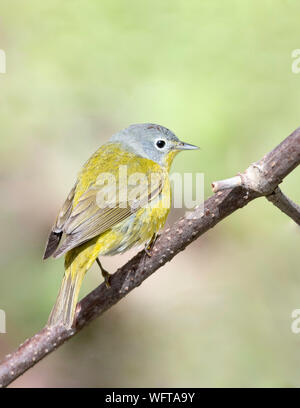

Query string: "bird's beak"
[[175, 141, 200, 151]]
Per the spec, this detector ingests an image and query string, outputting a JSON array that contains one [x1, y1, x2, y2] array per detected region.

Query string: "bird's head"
[[109, 123, 199, 169]]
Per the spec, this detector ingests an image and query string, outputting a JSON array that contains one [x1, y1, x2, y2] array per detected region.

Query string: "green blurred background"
[[1, 0, 300, 387]]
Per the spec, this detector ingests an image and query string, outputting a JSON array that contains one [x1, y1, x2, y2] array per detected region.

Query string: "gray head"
[[109, 123, 198, 167]]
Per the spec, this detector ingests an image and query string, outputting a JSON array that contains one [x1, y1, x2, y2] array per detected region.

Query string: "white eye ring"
[[155, 139, 166, 149]]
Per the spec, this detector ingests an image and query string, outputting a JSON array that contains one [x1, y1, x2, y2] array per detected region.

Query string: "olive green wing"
[[51, 168, 165, 258]]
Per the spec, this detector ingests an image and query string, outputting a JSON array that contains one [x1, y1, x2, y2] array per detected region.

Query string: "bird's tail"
[[47, 253, 86, 329]]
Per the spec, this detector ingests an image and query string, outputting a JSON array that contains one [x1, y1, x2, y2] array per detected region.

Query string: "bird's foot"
[[96, 258, 112, 288], [144, 233, 158, 257], [102, 269, 112, 288]]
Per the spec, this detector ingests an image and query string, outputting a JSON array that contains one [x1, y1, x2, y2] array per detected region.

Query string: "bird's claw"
[[102, 270, 112, 288]]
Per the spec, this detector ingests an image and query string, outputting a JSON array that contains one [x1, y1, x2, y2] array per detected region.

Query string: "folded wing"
[[44, 150, 165, 259]]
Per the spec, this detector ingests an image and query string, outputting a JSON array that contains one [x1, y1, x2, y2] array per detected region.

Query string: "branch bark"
[[212, 127, 300, 225], [1, 127, 300, 388], [266, 188, 300, 226]]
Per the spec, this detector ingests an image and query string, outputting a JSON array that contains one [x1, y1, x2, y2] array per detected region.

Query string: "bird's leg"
[[144, 233, 158, 257], [96, 258, 112, 288]]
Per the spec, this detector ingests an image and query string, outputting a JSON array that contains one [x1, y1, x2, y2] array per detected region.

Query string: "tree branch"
[[1, 127, 300, 388], [212, 127, 300, 225], [266, 187, 300, 226]]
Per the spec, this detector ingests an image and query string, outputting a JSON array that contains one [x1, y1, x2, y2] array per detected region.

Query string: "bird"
[[43, 123, 198, 328]]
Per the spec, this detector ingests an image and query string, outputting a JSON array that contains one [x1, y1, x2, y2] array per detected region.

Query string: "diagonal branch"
[[212, 127, 300, 225], [266, 188, 300, 226], [0, 127, 300, 388]]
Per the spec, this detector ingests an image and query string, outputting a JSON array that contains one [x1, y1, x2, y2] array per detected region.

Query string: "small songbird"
[[44, 123, 198, 328]]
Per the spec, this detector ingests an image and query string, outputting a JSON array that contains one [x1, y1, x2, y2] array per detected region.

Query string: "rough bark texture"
[[0, 127, 300, 388]]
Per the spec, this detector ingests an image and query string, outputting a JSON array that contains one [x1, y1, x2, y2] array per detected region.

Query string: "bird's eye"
[[156, 140, 166, 149]]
